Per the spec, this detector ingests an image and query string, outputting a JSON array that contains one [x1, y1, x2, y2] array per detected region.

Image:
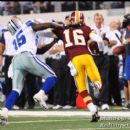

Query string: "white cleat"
[[0, 108, 8, 125], [33, 90, 49, 109], [52, 105, 62, 110], [101, 104, 110, 110], [62, 105, 75, 109]]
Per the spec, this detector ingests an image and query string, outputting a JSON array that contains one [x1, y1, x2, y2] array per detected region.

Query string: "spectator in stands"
[[105, 20, 122, 106], [90, 12, 110, 110], [0, 27, 16, 98], [32, 1, 41, 13], [61, 2, 76, 12], [120, 22, 130, 109], [32, 1, 53, 13], [99, 2, 112, 9], [40, 2, 54, 13], [5, 2, 20, 15], [78, 1, 93, 11], [0, 1, 6, 15], [122, 34, 130, 110], [95, 2, 104, 9], [19, 1, 33, 14], [110, 1, 124, 9], [122, 14, 130, 109]]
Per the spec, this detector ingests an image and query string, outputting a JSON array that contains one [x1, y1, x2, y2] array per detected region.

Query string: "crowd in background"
[[0, 4, 130, 111], [0, 1, 125, 16]]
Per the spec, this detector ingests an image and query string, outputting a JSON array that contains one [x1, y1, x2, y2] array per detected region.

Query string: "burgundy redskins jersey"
[[53, 24, 91, 60]]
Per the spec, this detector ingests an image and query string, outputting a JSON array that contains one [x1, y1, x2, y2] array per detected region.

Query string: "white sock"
[[2, 107, 8, 113], [39, 90, 45, 95], [87, 102, 97, 115]]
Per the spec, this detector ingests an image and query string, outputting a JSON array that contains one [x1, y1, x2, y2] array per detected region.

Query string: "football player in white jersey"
[[0, 15, 62, 125]]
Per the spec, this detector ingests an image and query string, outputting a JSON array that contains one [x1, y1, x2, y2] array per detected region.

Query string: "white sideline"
[[9, 118, 87, 124], [58, 128, 130, 130], [60, 127, 130, 130], [2, 110, 130, 117]]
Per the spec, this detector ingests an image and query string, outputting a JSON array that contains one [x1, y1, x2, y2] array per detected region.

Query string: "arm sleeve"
[[37, 31, 55, 38], [36, 38, 59, 54], [52, 29, 63, 39]]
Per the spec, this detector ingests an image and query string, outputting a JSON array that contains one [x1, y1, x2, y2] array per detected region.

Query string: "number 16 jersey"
[[53, 24, 91, 60]]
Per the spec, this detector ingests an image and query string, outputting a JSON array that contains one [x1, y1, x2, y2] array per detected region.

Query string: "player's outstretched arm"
[[36, 38, 59, 54], [32, 22, 63, 32]]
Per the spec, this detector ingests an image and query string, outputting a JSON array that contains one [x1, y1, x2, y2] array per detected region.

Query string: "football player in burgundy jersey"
[[52, 11, 104, 122]]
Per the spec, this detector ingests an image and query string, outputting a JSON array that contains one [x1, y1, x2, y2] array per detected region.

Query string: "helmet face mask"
[[7, 16, 23, 35], [70, 11, 84, 25]]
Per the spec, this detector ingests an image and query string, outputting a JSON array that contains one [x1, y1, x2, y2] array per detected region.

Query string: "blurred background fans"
[[0, 1, 127, 16]]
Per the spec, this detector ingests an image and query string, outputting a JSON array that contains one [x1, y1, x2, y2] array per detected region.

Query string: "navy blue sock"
[[41, 76, 56, 93], [5, 90, 19, 110]]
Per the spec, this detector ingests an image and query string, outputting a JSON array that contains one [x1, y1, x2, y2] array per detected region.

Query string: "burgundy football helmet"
[[70, 11, 84, 25]]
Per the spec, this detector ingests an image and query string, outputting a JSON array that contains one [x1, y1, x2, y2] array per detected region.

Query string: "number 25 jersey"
[[53, 24, 91, 60]]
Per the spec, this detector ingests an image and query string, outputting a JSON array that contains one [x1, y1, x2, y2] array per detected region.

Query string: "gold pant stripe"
[[83, 96, 92, 103]]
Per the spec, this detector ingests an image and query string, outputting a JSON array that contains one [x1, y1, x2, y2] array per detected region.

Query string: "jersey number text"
[[63, 29, 86, 48], [13, 29, 26, 50]]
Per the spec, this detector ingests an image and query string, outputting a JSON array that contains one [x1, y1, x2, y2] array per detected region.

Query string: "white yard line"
[[4, 111, 130, 117], [8, 118, 130, 130], [9, 118, 87, 124], [57, 128, 130, 130], [1, 111, 129, 130]]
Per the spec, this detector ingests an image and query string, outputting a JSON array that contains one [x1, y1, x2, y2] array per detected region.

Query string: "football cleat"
[[91, 111, 100, 122], [101, 104, 110, 110], [0, 115, 8, 125], [52, 105, 62, 110], [33, 91, 49, 109], [0, 108, 8, 125]]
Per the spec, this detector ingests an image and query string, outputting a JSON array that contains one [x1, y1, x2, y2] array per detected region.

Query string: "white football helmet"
[[7, 16, 23, 35]]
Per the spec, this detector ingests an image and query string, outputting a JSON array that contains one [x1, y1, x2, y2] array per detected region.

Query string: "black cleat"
[[91, 112, 100, 122], [0, 116, 8, 125]]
